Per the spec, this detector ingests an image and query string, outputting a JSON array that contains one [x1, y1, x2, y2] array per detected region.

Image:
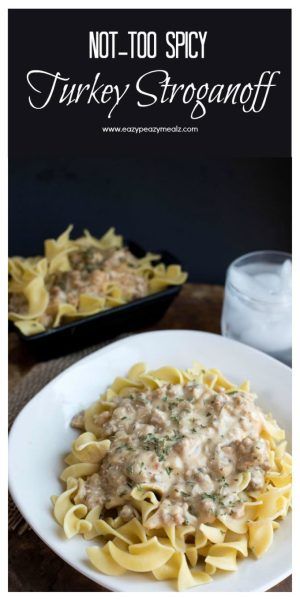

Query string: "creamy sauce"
[[73, 381, 270, 528], [45, 247, 147, 321], [8, 293, 28, 315]]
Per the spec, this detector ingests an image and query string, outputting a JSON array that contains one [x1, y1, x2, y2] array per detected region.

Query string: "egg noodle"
[[51, 361, 291, 591], [8, 226, 187, 335]]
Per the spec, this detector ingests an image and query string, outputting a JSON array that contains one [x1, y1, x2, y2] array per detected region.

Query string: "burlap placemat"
[[9, 336, 127, 533]]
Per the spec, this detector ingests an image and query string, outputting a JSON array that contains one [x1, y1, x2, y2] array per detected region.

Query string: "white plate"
[[9, 330, 292, 592]]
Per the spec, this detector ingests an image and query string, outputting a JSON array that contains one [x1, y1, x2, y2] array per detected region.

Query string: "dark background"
[[9, 9, 291, 284], [9, 157, 291, 284]]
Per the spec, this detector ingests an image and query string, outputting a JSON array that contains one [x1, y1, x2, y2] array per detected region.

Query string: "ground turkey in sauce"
[[72, 380, 271, 528]]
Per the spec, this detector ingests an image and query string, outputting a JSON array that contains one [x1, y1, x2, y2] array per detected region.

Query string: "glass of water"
[[221, 251, 292, 365]]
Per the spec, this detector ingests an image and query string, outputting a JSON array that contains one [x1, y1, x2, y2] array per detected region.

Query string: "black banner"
[[9, 8, 291, 159]]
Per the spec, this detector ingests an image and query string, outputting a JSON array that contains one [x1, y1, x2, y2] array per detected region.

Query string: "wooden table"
[[8, 283, 291, 592]]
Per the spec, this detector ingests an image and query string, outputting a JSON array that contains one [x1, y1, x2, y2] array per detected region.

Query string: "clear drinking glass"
[[221, 251, 292, 365]]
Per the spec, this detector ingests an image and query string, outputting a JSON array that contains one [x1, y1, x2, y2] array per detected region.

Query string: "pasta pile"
[[52, 362, 292, 591], [8, 226, 187, 335]]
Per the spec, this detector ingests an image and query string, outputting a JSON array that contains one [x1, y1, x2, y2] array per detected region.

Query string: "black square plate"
[[10, 241, 185, 360]]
